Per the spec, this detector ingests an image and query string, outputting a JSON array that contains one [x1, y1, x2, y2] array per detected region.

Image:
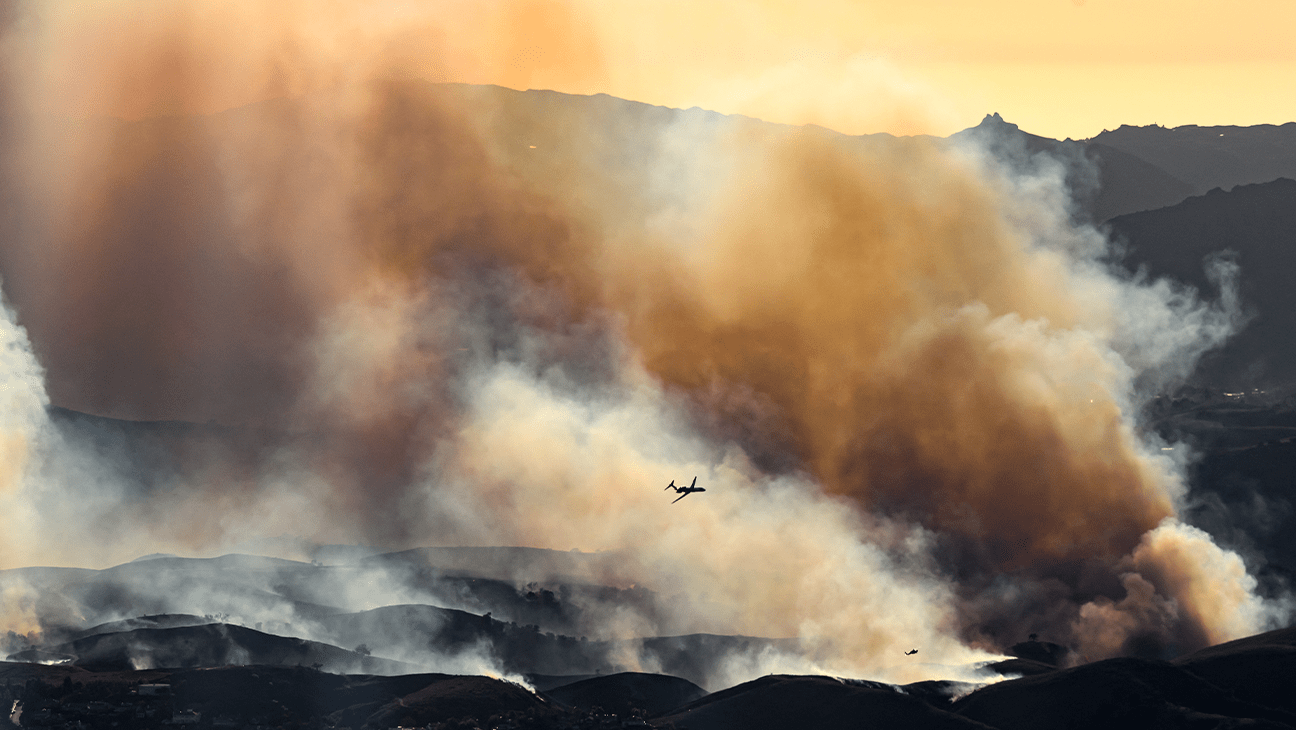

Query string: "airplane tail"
[[665, 480, 676, 491]]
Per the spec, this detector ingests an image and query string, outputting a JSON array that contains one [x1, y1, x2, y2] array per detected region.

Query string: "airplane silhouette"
[[905, 649, 918, 656], [665, 477, 705, 503]]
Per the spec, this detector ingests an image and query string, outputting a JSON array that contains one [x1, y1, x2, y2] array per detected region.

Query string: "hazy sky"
[[518, 0, 1296, 139], [24, 0, 1296, 139]]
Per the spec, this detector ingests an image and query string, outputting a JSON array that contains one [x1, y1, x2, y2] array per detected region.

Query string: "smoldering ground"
[[0, 0, 1288, 689]]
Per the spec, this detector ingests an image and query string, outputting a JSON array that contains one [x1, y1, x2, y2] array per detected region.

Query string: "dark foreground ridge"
[[4, 537, 1295, 727], [1, 624, 1294, 729]]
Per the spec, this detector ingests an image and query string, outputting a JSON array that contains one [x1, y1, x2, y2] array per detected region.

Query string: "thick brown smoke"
[[0, 0, 1281, 682], [593, 130, 1183, 640]]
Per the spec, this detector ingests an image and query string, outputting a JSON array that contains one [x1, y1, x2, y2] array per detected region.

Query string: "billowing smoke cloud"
[[0, 270, 53, 573], [0, 0, 1286, 687]]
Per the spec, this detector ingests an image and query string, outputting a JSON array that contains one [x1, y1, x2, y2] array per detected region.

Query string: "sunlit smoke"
[[0, 280, 52, 573], [0, 0, 1286, 689]]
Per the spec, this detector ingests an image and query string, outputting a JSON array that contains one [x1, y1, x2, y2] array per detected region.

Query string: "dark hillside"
[[657, 675, 996, 730], [952, 656, 1296, 729], [542, 671, 705, 716], [1091, 122, 1296, 194], [1084, 142, 1197, 221], [1108, 178, 1296, 389], [952, 113, 1197, 222]]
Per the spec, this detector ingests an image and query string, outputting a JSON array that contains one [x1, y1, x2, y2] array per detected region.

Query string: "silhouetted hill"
[[361, 675, 551, 728], [1173, 627, 1296, 715], [1175, 625, 1296, 660], [542, 671, 706, 716], [951, 656, 1296, 729], [1091, 122, 1296, 194], [7, 625, 1296, 728], [1107, 177, 1296, 389], [657, 675, 996, 730], [952, 113, 1197, 222], [1084, 142, 1198, 221]]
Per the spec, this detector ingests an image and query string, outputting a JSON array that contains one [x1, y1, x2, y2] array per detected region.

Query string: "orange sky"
[[22, 0, 1296, 139], [508, 0, 1296, 138]]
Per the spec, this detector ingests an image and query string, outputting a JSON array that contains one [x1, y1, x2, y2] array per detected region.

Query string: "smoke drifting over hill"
[[0, 0, 1286, 685]]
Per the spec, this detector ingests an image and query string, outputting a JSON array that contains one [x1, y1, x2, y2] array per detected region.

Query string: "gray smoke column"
[[0, 0, 1286, 684]]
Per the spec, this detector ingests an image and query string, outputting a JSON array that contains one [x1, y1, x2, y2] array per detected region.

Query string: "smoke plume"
[[0, 0, 1286, 686]]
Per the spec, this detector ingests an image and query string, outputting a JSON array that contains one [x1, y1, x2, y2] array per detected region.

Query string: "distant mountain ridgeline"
[[953, 114, 1296, 223], [956, 113, 1296, 392], [387, 87, 1296, 225], [1091, 122, 1296, 197], [951, 112, 1195, 223]]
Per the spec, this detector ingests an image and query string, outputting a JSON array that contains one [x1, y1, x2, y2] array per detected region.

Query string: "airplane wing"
[[671, 492, 690, 504]]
